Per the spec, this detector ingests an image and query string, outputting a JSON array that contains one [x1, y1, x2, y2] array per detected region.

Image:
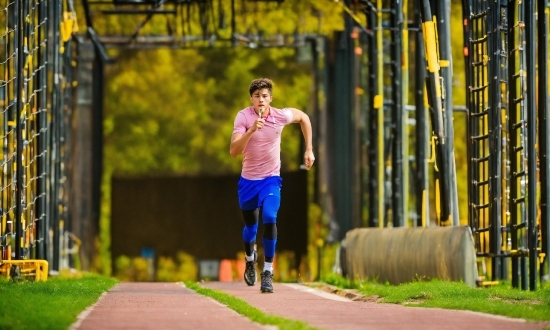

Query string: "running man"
[[230, 78, 315, 293]]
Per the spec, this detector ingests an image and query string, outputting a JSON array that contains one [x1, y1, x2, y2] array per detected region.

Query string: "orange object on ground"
[[235, 259, 245, 281], [218, 259, 233, 282]]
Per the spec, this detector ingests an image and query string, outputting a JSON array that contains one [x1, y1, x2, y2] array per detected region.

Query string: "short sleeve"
[[282, 108, 294, 124], [232, 111, 247, 135]]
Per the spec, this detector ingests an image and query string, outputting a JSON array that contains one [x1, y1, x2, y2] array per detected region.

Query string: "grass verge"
[[321, 274, 550, 322], [0, 272, 118, 330], [185, 281, 316, 330]]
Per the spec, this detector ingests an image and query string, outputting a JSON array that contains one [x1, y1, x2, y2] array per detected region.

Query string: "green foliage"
[[321, 272, 355, 289], [307, 201, 323, 281], [0, 273, 117, 330], [87, 0, 343, 39], [306, 167, 340, 281], [114, 251, 198, 282], [275, 250, 298, 282], [114, 255, 152, 282], [156, 251, 198, 282], [103, 47, 312, 176], [97, 166, 113, 276]]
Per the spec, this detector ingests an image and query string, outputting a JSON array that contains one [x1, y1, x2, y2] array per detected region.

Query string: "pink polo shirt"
[[232, 106, 294, 180]]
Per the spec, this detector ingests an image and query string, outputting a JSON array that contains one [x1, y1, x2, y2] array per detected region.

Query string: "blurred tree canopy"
[[104, 47, 315, 176], [98, 0, 344, 177]]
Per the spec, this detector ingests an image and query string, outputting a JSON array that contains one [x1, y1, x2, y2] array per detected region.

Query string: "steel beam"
[[525, 0, 538, 291], [538, 0, 550, 282]]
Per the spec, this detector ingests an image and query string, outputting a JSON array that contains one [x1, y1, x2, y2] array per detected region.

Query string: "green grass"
[[3, 270, 548, 330], [0, 273, 118, 330], [321, 273, 550, 322], [185, 281, 316, 330]]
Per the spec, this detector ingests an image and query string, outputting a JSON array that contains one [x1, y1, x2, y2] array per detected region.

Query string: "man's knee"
[[243, 223, 258, 243], [262, 196, 280, 224], [242, 208, 259, 226], [263, 223, 277, 240]]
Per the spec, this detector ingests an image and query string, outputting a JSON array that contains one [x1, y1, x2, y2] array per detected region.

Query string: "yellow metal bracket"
[[429, 136, 437, 164], [479, 280, 500, 287], [0, 260, 49, 281], [373, 94, 382, 109]]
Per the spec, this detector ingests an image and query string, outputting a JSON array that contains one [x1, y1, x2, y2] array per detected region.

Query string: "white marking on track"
[[69, 291, 109, 330], [283, 283, 351, 302]]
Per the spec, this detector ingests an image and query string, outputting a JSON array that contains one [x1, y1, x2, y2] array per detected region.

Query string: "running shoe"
[[260, 270, 274, 293], [244, 250, 257, 286]]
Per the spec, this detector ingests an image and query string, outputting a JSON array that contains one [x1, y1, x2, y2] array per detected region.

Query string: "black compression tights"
[[242, 208, 277, 259]]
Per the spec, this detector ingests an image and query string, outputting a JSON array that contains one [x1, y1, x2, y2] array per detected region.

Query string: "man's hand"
[[230, 117, 265, 157], [304, 150, 315, 170], [249, 118, 265, 132]]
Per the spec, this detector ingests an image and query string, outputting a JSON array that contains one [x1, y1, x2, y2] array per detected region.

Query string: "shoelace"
[[261, 272, 273, 286], [246, 262, 255, 277]]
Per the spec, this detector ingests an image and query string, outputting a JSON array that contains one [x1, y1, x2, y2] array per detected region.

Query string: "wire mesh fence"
[[355, 0, 548, 289], [464, 0, 549, 289], [0, 0, 77, 279]]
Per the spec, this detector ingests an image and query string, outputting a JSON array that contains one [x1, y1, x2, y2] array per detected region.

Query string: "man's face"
[[250, 88, 272, 111]]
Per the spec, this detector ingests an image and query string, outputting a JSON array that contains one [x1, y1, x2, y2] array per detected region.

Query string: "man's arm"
[[230, 118, 265, 157], [289, 108, 315, 169]]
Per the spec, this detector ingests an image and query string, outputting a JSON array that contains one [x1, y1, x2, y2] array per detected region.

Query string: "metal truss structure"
[[81, 0, 320, 51]]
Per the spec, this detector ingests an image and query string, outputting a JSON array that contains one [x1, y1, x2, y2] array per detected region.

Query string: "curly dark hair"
[[249, 78, 273, 96]]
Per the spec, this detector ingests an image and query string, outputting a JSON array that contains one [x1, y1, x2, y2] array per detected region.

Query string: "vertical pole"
[[15, 0, 23, 260], [488, 0, 503, 281], [415, 0, 428, 227], [420, 0, 451, 224], [461, 0, 471, 229], [520, 0, 529, 291], [436, 0, 459, 225], [91, 49, 104, 271], [367, 3, 379, 227], [507, 0, 519, 288], [351, 28, 363, 229], [315, 36, 337, 242], [333, 0, 356, 238], [538, 0, 550, 282], [499, 0, 510, 281], [36, 0, 48, 260], [51, 0, 61, 271], [377, 0, 385, 226], [402, 0, 409, 226], [391, 0, 404, 227], [524, 0, 538, 291]]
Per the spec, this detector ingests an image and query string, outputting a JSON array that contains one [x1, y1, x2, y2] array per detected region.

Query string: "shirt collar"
[[250, 106, 276, 122]]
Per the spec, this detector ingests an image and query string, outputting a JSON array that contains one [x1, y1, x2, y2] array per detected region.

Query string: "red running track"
[[72, 281, 550, 330]]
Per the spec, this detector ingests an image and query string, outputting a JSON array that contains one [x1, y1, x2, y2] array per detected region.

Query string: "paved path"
[[204, 282, 549, 330], [72, 282, 264, 330], [72, 281, 550, 330]]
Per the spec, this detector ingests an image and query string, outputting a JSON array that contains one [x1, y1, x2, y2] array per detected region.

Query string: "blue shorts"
[[237, 176, 282, 210]]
